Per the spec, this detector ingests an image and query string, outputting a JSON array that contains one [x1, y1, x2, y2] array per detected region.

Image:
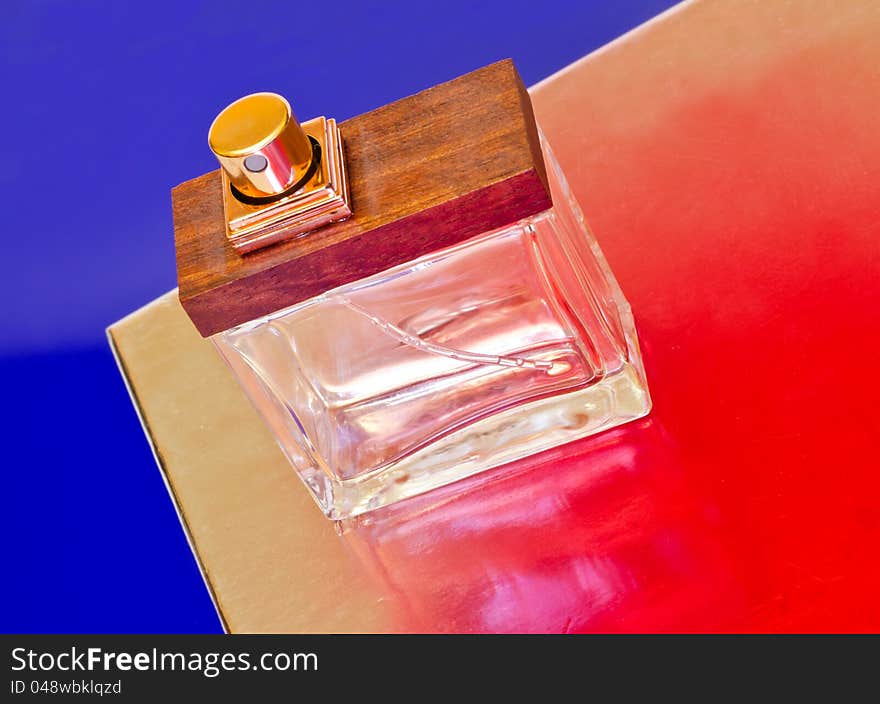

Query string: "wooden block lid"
[[174, 59, 551, 337]]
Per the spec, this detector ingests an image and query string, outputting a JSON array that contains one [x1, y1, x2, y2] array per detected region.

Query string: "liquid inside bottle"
[[214, 135, 651, 518]]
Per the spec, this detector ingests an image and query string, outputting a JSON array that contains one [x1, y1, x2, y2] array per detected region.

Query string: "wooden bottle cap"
[[174, 59, 551, 337]]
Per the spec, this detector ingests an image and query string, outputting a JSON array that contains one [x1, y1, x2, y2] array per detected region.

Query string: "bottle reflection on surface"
[[339, 418, 744, 633]]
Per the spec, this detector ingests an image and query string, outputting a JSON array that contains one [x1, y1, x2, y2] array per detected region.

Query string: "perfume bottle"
[[173, 60, 650, 520]]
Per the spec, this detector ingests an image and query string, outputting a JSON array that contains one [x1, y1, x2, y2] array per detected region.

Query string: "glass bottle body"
[[214, 136, 650, 519]]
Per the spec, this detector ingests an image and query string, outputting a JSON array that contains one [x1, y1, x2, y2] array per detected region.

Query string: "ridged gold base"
[[221, 116, 351, 253]]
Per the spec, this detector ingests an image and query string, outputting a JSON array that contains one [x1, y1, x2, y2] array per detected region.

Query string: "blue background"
[[1, 0, 677, 633]]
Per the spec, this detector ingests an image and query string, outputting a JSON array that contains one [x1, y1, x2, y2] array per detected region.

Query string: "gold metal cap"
[[208, 92, 315, 201]]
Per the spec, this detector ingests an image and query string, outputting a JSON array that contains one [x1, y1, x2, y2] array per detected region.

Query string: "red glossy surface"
[[342, 0, 880, 632]]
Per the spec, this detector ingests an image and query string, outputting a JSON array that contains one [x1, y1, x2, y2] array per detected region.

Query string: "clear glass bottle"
[[175, 61, 650, 519]]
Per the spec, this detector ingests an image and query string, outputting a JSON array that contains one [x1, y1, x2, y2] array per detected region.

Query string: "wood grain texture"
[[174, 59, 551, 337]]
